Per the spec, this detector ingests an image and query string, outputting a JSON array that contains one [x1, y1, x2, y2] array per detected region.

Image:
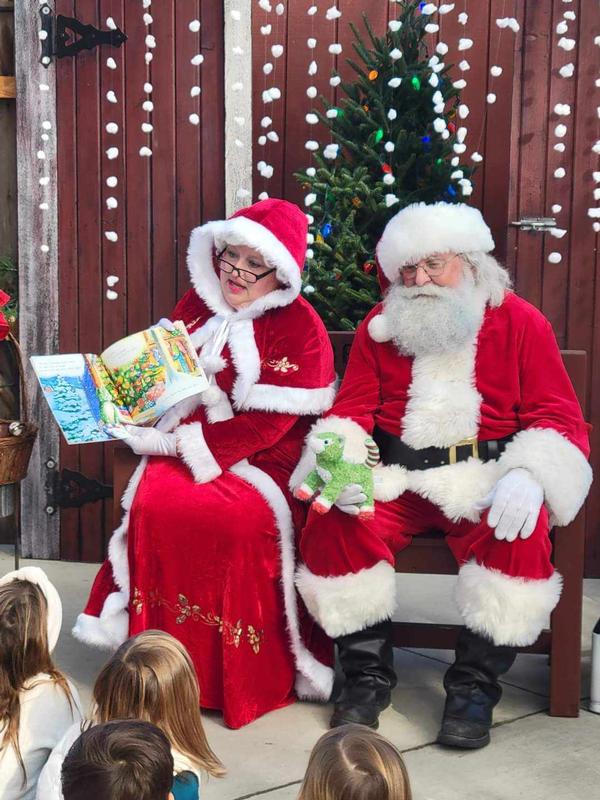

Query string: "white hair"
[[461, 251, 512, 308]]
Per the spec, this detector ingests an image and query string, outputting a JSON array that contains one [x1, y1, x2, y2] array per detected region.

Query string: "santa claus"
[[291, 201, 592, 747], [74, 199, 337, 728]]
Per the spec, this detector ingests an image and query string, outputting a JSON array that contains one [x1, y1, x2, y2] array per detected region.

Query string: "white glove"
[[475, 468, 544, 542], [119, 425, 178, 457], [154, 317, 179, 333], [334, 483, 368, 516]]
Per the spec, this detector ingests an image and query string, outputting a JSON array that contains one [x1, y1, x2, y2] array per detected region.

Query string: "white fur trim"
[[0, 567, 62, 652], [228, 318, 262, 407], [497, 427, 592, 526], [231, 461, 334, 700], [240, 382, 336, 415], [72, 591, 129, 650], [199, 353, 227, 375], [176, 421, 222, 483], [295, 561, 397, 638], [407, 458, 499, 522], [187, 221, 300, 319], [368, 313, 393, 343], [401, 343, 482, 448], [455, 560, 563, 646], [376, 201, 495, 282]]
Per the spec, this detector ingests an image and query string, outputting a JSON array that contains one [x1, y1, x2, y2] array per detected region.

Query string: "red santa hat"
[[187, 199, 308, 316], [0, 566, 62, 652], [376, 201, 495, 283]]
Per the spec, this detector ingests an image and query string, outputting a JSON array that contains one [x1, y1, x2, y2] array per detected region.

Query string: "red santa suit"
[[293, 203, 592, 650], [74, 200, 336, 728]]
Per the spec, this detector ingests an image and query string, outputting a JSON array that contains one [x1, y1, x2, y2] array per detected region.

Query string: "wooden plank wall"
[[251, 1, 600, 575], [0, 0, 16, 260], [56, 0, 225, 561]]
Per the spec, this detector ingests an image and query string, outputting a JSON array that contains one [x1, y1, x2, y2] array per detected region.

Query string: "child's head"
[[61, 719, 174, 800], [92, 630, 224, 777], [298, 725, 412, 800]]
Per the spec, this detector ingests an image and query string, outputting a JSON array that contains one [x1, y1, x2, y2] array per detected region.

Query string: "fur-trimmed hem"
[[372, 464, 410, 502], [176, 422, 222, 483], [240, 382, 336, 415], [72, 591, 129, 650], [295, 561, 397, 638], [497, 427, 592, 526], [455, 560, 563, 646]]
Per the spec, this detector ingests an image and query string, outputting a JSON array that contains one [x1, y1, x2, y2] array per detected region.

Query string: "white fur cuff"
[[498, 427, 592, 526], [176, 422, 222, 483], [72, 591, 129, 650], [295, 560, 397, 638], [455, 560, 562, 647]]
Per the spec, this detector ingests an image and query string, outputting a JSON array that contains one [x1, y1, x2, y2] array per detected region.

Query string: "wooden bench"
[[113, 340, 588, 718]]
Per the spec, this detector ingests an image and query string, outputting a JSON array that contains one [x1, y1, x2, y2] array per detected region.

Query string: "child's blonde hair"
[[92, 630, 224, 778], [298, 725, 412, 800], [0, 579, 74, 785]]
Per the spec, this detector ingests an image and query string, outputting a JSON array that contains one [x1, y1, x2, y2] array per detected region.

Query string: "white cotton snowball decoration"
[[145, 34, 156, 48], [471, 152, 483, 162], [385, 141, 395, 152], [106, 17, 117, 30], [559, 63, 574, 78], [106, 147, 119, 160], [594, 223, 600, 232], [230, 8, 241, 19], [191, 86, 201, 97], [105, 231, 118, 242], [552, 204, 562, 214], [458, 104, 469, 119], [451, 170, 464, 179], [326, 6, 342, 20], [106, 90, 117, 103], [262, 165, 274, 179], [39, 83, 50, 91], [421, 3, 437, 14], [145, 53, 153, 64], [305, 140, 319, 151], [267, 131, 279, 142], [258, 135, 267, 145], [189, 20, 201, 32], [436, 42, 449, 55], [41, 134, 49, 142], [388, 77, 402, 88], [142, 0, 151, 7], [555, 124, 567, 137], [107, 57, 117, 69], [107, 176, 118, 187], [563, 10, 576, 20], [434, 103, 444, 114], [237, 188, 251, 199], [324, 143, 340, 159], [453, 143, 467, 153], [143, 13, 153, 25], [486, 93, 497, 104], [593, 172, 600, 183], [275, 3, 285, 15], [305, 193, 317, 206], [453, 79, 467, 89], [141, 122, 153, 133], [232, 82, 243, 91], [388, 109, 398, 120], [383, 174, 395, 186], [554, 143, 566, 152], [106, 275, 119, 287], [263, 63, 274, 75], [260, 24, 272, 35], [143, 101, 154, 112], [308, 5, 317, 15], [556, 21, 568, 34], [307, 38, 317, 48], [271, 87, 281, 99], [432, 90, 443, 104], [106, 123, 118, 134], [548, 253, 562, 264], [326, 109, 338, 119], [429, 74, 439, 88], [106, 290, 118, 300], [456, 127, 467, 143], [40, 245, 50, 253], [558, 38, 576, 51], [490, 65, 503, 77], [139, 147, 152, 157], [458, 60, 470, 71], [106, 197, 118, 209], [330, 76, 341, 86], [554, 167, 566, 178], [550, 228, 567, 238], [593, 140, 600, 155], [39, 202, 49, 211], [189, 114, 200, 125], [329, 43, 342, 55], [458, 38, 473, 51], [389, 20, 402, 32], [191, 54, 204, 65], [554, 104, 571, 116], [390, 48, 402, 60], [460, 182, 473, 196], [144, 82, 153, 93], [425, 24, 439, 33], [433, 117, 446, 133], [458, 12, 468, 24], [308, 61, 318, 75], [234, 116, 245, 126], [439, 2, 455, 11], [39, 177, 50, 186], [42, 121, 52, 130], [306, 113, 319, 124], [39, 30, 48, 40], [588, 208, 600, 218], [306, 167, 316, 177], [441, 129, 450, 140], [271, 44, 284, 58], [307, 86, 318, 98], [385, 194, 399, 207]]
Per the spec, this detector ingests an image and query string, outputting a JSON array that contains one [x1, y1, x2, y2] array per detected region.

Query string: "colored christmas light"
[[369, 70, 379, 80], [411, 75, 421, 90], [321, 222, 332, 237], [375, 128, 384, 142]]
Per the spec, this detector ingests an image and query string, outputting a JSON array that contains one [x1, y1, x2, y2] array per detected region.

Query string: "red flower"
[[0, 289, 11, 341]]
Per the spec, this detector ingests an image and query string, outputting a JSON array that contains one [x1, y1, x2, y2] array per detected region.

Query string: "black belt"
[[373, 426, 515, 470]]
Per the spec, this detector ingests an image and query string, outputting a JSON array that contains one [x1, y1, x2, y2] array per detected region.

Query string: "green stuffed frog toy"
[[294, 431, 380, 519]]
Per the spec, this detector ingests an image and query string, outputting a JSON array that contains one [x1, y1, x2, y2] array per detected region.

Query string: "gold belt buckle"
[[448, 436, 479, 465]]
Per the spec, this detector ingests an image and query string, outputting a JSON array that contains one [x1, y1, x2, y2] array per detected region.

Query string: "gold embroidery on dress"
[[132, 588, 263, 653], [265, 356, 299, 374]]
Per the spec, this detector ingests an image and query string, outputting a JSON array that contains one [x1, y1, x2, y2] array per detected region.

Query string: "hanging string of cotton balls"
[[256, 0, 285, 199], [35, 4, 53, 257], [188, 14, 203, 128], [303, 3, 321, 266], [226, 5, 251, 202], [589, 32, 600, 234], [139, 0, 154, 159]]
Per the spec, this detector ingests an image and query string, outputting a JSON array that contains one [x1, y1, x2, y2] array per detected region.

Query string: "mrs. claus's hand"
[[475, 468, 544, 542], [120, 425, 178, 457]]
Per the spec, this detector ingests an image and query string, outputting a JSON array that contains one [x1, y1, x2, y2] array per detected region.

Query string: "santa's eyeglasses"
[[401, 253, 461, 279], [217, 248, 276, 285]]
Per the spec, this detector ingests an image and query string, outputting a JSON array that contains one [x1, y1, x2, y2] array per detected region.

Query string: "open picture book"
[[31, 321, 209, 445]]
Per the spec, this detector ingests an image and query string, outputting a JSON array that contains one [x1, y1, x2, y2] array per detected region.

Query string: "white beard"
[[383, 276, 487, 357]]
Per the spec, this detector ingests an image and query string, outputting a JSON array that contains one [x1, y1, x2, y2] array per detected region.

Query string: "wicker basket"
[[0, 334, 38, 486]]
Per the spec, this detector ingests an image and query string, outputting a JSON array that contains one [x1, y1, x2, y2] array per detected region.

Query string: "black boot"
[[437, 627, 517, 749], [330, 619, 397, 729]]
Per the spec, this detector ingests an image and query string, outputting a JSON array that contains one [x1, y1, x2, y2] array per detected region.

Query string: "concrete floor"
[[2, 547, 600, 800]]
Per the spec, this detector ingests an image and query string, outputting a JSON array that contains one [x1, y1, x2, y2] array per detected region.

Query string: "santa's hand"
[[335, 483, 368, 516], [119, 425, 177, 457], [475, 468, 544, 542]]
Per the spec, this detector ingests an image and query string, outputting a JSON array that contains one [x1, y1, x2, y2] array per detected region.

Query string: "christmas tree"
[[296, 0, 475, 330]]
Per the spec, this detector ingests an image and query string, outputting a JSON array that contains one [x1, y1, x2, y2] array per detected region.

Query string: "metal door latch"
[[39, 3, 127, 67], [509, 217, 557, 232]]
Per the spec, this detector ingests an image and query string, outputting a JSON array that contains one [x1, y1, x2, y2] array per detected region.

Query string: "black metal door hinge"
[[45, 458, 113, 515], [39, 3, 127, 68]]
